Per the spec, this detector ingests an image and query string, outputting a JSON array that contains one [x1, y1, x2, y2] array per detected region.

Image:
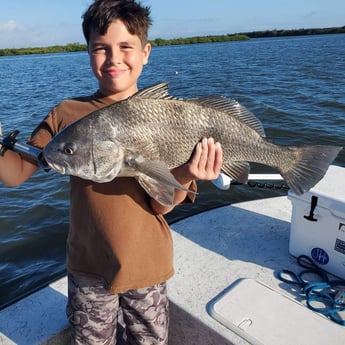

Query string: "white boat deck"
[[1, 195, 344, 344]]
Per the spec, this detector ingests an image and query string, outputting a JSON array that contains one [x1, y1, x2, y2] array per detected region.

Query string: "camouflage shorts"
[[66, 273, 169, 345]]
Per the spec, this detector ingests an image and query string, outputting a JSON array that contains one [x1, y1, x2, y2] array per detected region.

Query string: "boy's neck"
[[98, 86, 139, 102]]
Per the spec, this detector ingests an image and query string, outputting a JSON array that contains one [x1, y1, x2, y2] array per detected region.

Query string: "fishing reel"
[[0, 129, 49, 170]]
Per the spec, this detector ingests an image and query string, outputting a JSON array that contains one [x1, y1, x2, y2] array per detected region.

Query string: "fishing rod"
[[0, 130, 49, 169]]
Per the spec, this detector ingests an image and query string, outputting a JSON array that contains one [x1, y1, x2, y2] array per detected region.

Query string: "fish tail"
[[279, 145, 343, 195]]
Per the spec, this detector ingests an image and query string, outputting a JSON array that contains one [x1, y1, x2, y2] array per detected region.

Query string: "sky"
[[0, 0, 344, 49]]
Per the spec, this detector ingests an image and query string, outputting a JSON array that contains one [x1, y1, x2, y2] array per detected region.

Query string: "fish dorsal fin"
[[190, 96, 266, 137], [132, 82, 175, 100], [133, 83, 265, 137]]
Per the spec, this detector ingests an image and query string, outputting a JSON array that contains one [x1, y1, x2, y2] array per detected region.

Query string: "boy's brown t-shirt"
[[28, 92, 195, 293]]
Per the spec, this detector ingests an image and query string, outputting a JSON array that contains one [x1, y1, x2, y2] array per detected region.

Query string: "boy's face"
[[88, 20, 151, 100]]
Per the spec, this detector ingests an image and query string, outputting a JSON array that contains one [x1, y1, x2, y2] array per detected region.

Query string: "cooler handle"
[[304, 195, 318, 222]]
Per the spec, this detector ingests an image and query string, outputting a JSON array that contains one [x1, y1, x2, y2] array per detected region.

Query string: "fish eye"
[[62, 143, 75, 155]]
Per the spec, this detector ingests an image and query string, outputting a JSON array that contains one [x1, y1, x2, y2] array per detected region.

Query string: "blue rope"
[[277, 255, 345, 326]]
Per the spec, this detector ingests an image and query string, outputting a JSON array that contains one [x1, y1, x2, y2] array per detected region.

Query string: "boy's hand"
[[150, 138, 223, 214], [172, 137, 223, 184], [187, 137, 223, 181]]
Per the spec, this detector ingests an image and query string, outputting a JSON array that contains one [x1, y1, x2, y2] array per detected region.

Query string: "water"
[[0, 34, 344, 309]]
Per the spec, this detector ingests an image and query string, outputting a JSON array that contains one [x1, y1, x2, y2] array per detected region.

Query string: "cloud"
[[0, 20, 30, 48], [0, 20, 18, 33], [0, 18, 84, 49]]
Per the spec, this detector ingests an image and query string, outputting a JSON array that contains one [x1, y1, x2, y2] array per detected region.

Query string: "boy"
[[0, 0, 223, 344]]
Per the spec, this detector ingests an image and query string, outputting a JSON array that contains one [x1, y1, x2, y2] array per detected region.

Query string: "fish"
[[43, 83, 343, 206]]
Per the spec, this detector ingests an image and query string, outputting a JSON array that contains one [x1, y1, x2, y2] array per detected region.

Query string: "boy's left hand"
[[171, 137, 223, 184], [187, 137, 223, 181], [150, 137, 223, 214]]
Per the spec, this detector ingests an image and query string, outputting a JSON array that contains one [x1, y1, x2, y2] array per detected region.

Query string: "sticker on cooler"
[[311, 247, 329, 265], [334, 238, 345, 255]]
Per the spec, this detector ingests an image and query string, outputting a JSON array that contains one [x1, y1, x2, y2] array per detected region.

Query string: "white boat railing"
[[212, 173, 283, 190]]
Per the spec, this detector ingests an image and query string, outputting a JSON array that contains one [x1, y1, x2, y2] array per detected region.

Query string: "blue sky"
[[0, 0, 344, 49]]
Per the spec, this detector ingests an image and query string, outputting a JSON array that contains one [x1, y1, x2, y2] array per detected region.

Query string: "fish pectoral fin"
[[135, 160, 195, 206], [222, 161, 250, 183], [137, 175, 176, 206]]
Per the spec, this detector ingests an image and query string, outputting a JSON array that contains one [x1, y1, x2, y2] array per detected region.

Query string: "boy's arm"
[[0, 123, 39, 186], [0, 150, 39, 186], [150, 138, 223, 215]]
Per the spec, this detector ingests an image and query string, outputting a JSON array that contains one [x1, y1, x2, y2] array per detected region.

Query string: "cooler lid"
[[288, 165, 345, 218]]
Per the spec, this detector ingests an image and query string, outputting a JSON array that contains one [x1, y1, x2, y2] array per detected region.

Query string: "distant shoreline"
[[0, 26, 344, 56]]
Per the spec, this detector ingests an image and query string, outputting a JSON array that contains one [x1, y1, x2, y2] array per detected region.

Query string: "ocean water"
[[0, 34, 344, 309]]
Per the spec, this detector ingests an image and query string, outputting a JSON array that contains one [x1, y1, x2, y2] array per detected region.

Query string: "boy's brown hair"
[[82, 0, 152, 46]]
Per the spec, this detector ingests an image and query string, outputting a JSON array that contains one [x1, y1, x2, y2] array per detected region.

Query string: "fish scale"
[[119, 97, 285, 172]]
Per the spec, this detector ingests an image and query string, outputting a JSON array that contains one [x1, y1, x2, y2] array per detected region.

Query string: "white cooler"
[[288, 165, 345, 279]]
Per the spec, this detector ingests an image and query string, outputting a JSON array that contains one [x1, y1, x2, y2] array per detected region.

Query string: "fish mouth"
[[46, 161, 66, 175]]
